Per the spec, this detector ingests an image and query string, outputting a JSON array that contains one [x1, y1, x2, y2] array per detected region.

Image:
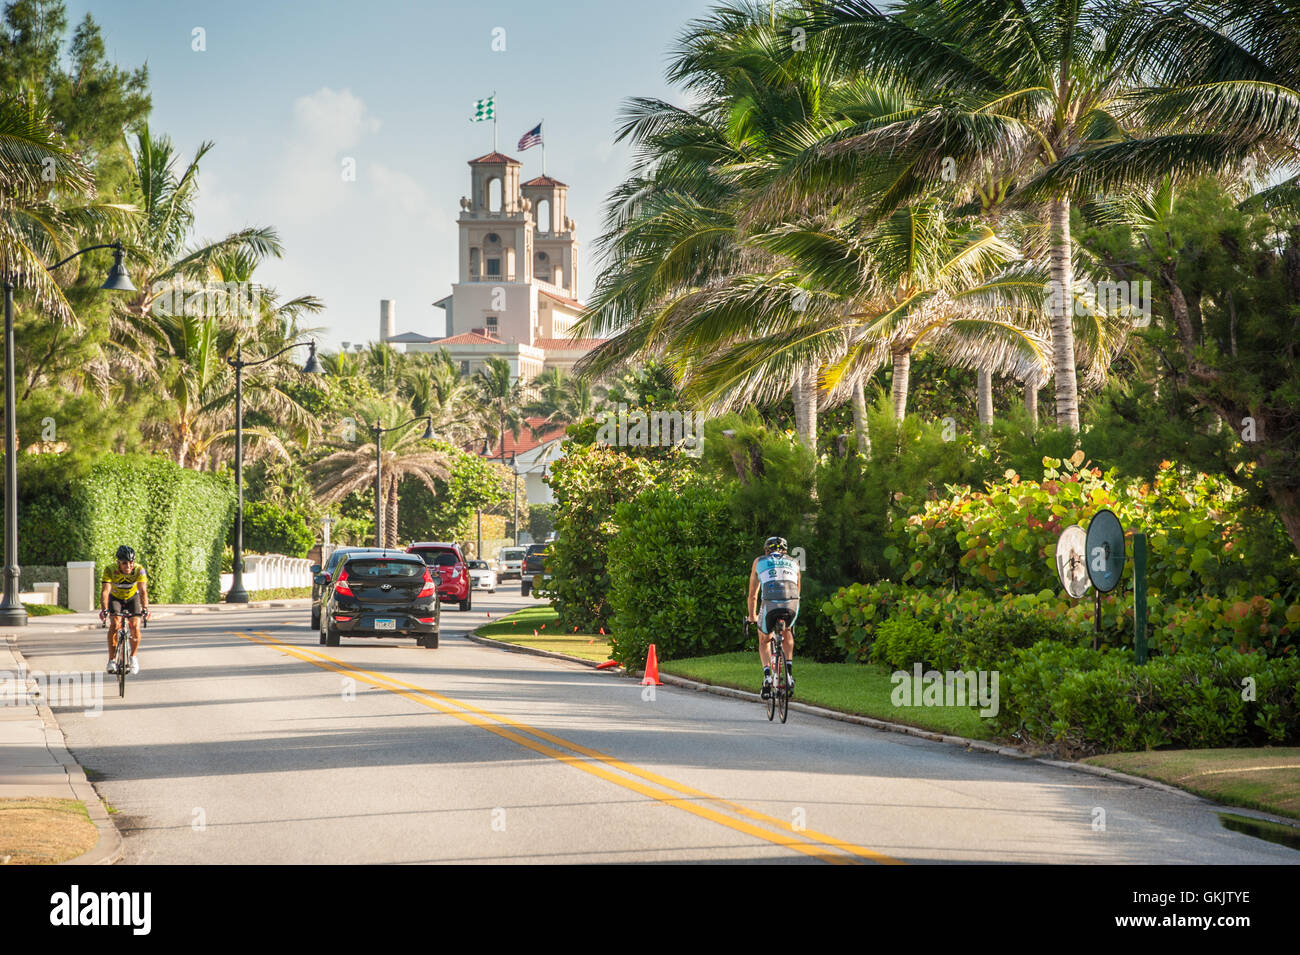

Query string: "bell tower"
[[522, 175, 578, 297]]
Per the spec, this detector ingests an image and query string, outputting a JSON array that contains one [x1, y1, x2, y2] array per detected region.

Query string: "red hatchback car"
[[407, 542, 473, 611]]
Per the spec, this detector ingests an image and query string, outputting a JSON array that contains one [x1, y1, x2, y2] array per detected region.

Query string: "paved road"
[[17, 593, 1300, 864]]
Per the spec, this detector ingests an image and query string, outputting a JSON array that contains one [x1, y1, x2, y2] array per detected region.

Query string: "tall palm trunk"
[[851, 376, 871, 458], [1048, 196, 1081, 431], [1024, 374, 1039, 427], [890, 348, 911, 421], [977, 367, 993, 427], [384, 475, 400, 548], [792, 365, 818, 454]]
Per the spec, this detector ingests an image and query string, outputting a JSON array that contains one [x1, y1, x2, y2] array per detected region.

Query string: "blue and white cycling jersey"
[[755, 552, 800, 601]]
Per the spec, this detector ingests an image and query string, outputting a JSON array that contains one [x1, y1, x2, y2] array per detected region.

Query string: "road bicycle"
[[103, 610, 146, 698], [747, 616, 790, 723]]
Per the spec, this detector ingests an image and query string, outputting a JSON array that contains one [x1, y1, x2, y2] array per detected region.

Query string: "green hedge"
[[992, 643, 1300, 755], [16, 453, 236, 603], [239, 500, 313, 558], [606, 478, 751, 668]]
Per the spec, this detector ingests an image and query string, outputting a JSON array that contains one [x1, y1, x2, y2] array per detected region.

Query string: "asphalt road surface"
[[18, 593, 1300, 864]]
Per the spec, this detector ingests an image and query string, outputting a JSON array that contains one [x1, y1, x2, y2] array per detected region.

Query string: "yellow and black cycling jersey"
[[102, 565, 148, 600]]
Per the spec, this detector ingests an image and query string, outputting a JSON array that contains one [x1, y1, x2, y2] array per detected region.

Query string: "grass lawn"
[[23, 603, 72, 616], [0, 797, 98, 864], [475, 606, 614, 663], [659, 652, 995, 739], [1085, 748, 1300, 821]]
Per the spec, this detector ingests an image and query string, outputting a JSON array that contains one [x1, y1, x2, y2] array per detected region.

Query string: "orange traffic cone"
[[641, 644, 662, 685]]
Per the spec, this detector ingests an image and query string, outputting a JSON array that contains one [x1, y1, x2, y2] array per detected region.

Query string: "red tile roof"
[[538, 288, 585, 310], [522, 175, 567, 188], [469, 151, 521, 165], [533, 337, 607, 351], [438, 331, 505, 345], [476, 417, 567, 458]]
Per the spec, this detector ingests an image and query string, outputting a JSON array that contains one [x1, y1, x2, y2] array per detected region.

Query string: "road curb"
[[465, 628, 1289, 824], [3, 635, 123, 866]]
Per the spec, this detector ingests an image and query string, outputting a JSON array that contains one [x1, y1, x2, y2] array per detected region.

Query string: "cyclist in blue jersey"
[[747, 536, 800, 699]]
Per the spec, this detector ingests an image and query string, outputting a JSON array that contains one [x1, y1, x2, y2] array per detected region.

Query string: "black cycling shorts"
[[108, 594, 141, 616]]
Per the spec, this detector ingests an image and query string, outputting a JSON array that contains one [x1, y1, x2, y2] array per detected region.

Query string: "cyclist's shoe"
[[130, 656, 140, 675], [786, 672, 795, 697], [106, 659, 118, 675], [761, 671, 773, 700]]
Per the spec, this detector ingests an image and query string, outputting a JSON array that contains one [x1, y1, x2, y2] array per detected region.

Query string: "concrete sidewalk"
[[1, 598, 310, 865]]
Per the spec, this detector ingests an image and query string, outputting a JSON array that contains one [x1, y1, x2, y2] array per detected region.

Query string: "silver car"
[[497, 546, 526, 580], [467, 559, 497, 593]]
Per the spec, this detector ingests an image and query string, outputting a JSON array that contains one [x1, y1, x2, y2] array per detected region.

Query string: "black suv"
[[520, 542, 553, 597]]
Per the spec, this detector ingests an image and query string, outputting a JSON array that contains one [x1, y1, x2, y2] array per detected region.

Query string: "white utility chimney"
[[380, 299, 397, 342]]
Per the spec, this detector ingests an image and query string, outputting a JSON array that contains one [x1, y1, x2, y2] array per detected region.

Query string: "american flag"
[[517, 123, 543, 151]]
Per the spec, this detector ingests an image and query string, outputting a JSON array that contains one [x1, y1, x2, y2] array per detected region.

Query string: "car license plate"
[[374, 618, 396, 631]]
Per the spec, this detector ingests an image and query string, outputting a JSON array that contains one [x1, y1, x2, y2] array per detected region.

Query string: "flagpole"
[[541, 121, 546, 175], [493, 90, 498, 151]]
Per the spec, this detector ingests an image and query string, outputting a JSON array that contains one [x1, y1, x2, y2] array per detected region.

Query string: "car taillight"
[[335, 570, 353, 596], [417, 617, 436, 624], [417, 568, 436, 598]]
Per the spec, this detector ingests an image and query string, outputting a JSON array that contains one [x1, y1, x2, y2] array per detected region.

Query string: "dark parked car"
[[521, 542, 552, 597], [311, 546, 385, 629], [318, 551, 440, 648], [407, 542, 472, 611]]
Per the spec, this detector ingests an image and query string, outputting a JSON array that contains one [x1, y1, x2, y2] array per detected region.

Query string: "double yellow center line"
[[239, 631, 903, 865]]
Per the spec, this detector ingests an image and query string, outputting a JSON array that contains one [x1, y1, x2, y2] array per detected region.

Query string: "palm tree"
[[798, 0, 1240, 430], [523, 367, 603, 432], [0, 94, 106, 324], [309, 402, 453, 549], [577, 1, 851, 451], [112, 125, 281, 353], [474, 356, 526, 457]]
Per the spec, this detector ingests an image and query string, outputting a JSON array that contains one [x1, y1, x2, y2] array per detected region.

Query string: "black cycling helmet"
[[115, 545, 135, 563], [764, 536, 787, 555]]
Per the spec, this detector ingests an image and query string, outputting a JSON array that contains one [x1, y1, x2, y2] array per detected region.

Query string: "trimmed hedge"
[[240, 500, 313, 558], [606, 478, 751, 669], [16, 453, 236, 603], [992, 642, 1300, 755]]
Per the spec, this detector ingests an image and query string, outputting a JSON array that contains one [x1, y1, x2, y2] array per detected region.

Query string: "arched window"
[[536, 198, 551, 234], [488, 178, 502, 213]]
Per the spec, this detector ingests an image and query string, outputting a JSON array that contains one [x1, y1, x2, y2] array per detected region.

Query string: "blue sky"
[[72, 0, 718, 347]]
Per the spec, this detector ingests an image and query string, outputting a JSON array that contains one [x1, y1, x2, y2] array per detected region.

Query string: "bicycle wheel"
[[765, 640, 777, 721], [117, 629, 127, 698], [774, 647, 788, 723]]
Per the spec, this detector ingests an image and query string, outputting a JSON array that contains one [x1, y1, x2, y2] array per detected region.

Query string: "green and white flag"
[[471, 96, 495, 122]]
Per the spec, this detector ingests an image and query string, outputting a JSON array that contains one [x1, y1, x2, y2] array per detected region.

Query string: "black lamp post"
[[1, 242, 134, 628], [225, 340, 324, 603], [509, 451, 519, 547], [372, 415, 434, 548]]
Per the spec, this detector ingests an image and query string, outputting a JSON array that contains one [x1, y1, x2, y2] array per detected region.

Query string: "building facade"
[[383, 151, 603, 380]]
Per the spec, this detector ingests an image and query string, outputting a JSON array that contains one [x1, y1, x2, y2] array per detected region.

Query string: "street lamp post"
[[510, 452, 519, 547], [1, 242, 134, 627], [226, 340, 323, 603], [371, 415, 435, 548]]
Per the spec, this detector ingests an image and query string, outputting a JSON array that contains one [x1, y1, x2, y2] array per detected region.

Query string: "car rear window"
[[415, 550, 459, 566], [346, 559, 425, 578]]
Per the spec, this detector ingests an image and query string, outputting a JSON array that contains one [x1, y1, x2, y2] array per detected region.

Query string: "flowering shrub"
[[888, 455, 1299, 602]]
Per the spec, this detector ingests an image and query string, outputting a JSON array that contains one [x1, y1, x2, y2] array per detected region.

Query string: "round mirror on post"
[[1055, 525, 1090, 598], [1085, 509, 1126, 593]]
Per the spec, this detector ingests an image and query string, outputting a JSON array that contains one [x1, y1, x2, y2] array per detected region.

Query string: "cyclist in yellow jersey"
[[100, 545, 149, 675]]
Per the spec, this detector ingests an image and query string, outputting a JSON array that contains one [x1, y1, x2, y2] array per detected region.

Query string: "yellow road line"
[[241, 631, 903, 864], [238, 632, 859, 864]]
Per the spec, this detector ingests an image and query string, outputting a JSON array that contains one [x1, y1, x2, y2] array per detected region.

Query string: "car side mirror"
[[310, 564, 322, 574]]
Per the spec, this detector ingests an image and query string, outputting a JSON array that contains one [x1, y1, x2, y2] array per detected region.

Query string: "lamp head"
[[101, 243, 135, 292], [301, 341, 324, 375]]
